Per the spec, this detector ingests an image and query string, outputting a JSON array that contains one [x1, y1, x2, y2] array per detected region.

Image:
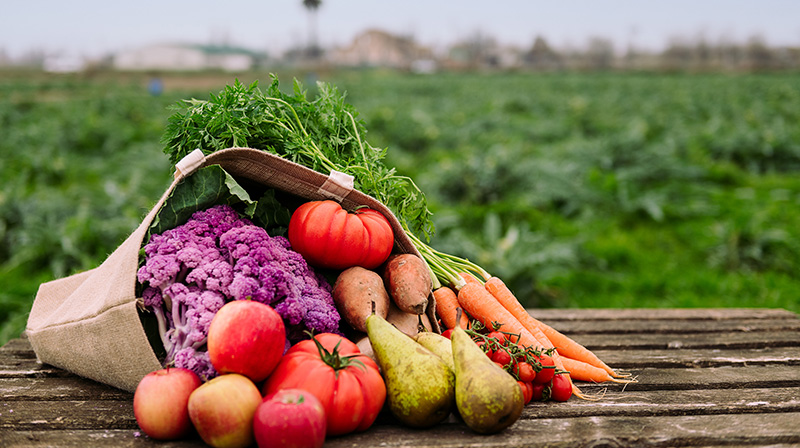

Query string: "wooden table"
[[2, 308, 799, 447]]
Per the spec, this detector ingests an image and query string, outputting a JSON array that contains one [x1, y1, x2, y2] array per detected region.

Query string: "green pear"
[[451, 326, 524, 434], [413, 331, 455, 373], [366, 314, 455, 428]]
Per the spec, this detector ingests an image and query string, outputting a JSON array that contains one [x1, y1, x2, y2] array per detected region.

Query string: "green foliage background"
[[2, 70, 799, 345]]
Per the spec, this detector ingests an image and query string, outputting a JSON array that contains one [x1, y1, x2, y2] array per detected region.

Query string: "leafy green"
[[161, 76, 433, 242], [148, 165, 291, 238]]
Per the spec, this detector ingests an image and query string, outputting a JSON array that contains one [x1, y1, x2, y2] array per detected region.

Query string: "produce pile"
[[133, 76, 633, 447]]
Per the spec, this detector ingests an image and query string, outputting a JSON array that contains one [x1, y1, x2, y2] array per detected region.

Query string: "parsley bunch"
[[161, 75, 488, 289], [162, 76, 433, 241]]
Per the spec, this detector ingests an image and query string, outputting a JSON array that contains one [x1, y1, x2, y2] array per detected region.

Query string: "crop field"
[[2, 69, 799, 344]]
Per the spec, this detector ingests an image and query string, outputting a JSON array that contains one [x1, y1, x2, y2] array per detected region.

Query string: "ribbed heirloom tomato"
[[261, 333, 387, 436], [288, 200, 394, 270]]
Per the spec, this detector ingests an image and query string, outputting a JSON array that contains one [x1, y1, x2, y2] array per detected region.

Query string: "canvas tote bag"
[[26, 147, 431, 392]]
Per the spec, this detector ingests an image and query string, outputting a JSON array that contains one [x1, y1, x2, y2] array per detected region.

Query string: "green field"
[[2, 69, 799, 345]]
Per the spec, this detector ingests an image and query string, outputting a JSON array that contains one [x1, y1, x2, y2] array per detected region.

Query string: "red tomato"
[[550, 374, 573, 402], [491, 349, 512, 366], [475, 340, 494, 359], [288, 200, 394, 270], [533, 354, 556, 384], [487, 331, 506, 343], [531, 382, 546, 402], [517, 381, 533, 405], [441, 329, 454, 339], [515, 361, 536, 383], [261, 333, 386, 436]]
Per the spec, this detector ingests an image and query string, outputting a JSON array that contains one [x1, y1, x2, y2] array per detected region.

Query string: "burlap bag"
[[26, 147, 433, 392]]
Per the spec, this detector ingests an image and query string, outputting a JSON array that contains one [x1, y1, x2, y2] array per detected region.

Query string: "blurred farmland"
[[2, 69, 799, 344]]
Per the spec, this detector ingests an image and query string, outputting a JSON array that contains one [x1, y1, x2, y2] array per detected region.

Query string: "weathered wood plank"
[[0, 429, 201, 448], [592, 346, 800, 368], [3, 412, 799, 448], [545, 317, 800, 334], [576, 365, 800, 391], [519, 387, 800, 419], [570, 330, 800, 350], [1, 376, 132, 401], [529, 308, 798, 321], [326, 412, 800, 448], [0, 400, 137, 431]]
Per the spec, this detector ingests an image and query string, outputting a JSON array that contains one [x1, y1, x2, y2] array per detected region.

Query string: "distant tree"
[[585, 37, 614, 70], [524, 36, 561, 69], [744, 36, 775, 70], [302, 0, 322, 58]]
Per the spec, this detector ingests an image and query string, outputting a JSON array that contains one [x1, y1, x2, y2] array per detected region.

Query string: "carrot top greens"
[[161, 75, 488, 289], [161, 76, 433, 242]]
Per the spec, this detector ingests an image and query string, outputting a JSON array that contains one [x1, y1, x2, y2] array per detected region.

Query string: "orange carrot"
[[484, 276, 629, 379], [433, 286, 469, 330], [457, 272, 482, 287], [456, 282, 544, 352], [560, 357, 634, 384], [457, 281, 590, 399]]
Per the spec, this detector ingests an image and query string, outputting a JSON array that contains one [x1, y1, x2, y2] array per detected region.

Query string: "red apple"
[[253, 389, 327, 448], [133, 367, 201, 440], [187, 373, 262, 448], [207, 300, 286, 382]]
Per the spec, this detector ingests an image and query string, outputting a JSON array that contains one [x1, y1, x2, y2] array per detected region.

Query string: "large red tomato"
[[261, 333, 386, 436], [288, 200, 394, 270]]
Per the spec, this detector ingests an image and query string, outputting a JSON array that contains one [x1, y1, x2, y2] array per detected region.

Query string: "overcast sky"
[[3, 1, 800, 59]]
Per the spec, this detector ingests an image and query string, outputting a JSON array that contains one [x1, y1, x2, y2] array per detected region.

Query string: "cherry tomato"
[[441, 329, 454, 339], [475, 340, 494, 359], [533, 354, 556, 384], [531, 382, 547, 402], [487, 331, 506, 343], [550, 374, 573, 402], [491, 349, 512, 366], [515, 361, 536, 383], [517, 380, 533, 405]]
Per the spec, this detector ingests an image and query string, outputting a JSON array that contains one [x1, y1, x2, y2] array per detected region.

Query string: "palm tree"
[[302, 0, 322, 59]]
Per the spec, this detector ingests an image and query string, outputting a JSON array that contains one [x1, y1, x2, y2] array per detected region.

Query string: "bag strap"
[[317, 170, 354, 201], [174, 149, 207, 179]]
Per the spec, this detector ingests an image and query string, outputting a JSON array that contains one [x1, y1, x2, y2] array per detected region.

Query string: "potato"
[[386, 301, 432, 338], [382, 254, 432, 315], [332, 266, 390, 333]]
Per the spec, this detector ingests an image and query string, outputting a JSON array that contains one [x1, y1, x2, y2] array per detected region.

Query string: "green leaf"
[[147, 165, 289, 238]]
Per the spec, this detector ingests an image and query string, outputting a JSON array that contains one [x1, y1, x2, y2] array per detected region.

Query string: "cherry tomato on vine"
[[531, 382, 547, 402], [487, 331, 506, 343], [441, 329, 454, 339], [475, 340, 494, 359], [491, 348, 512, 366], [533, 354, 556, 384], [517, 380, 533, 405], [550, 374, 573, 402], [515, 361, 536, 383]]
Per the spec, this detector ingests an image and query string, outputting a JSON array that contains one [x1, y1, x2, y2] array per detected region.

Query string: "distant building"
[[328, 29, 435, 70], [113, 43, 261, 71]]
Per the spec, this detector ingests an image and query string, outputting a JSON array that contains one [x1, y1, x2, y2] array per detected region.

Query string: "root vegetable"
[[382, 254, 432, 315], [332, 266, 390, 333]]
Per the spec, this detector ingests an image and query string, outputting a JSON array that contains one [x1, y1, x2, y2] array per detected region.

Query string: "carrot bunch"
[[434, 273, 634, 400]]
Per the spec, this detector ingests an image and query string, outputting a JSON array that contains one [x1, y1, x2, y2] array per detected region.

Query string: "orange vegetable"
[[433, 286, 469, 330], [457, 272, 482, 287], [560, 357, 632, 384], [456, 282, 544, 353], [484, 276, 630, 380]]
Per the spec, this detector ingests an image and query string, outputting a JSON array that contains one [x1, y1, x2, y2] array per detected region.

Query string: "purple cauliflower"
[[138, 204, 341, 379]]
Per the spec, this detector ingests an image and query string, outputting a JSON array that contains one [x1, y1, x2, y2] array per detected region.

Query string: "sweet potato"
[[332, 266, 390, 333], [386, 300, 432, 337], [382, 254, 432, 315]]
